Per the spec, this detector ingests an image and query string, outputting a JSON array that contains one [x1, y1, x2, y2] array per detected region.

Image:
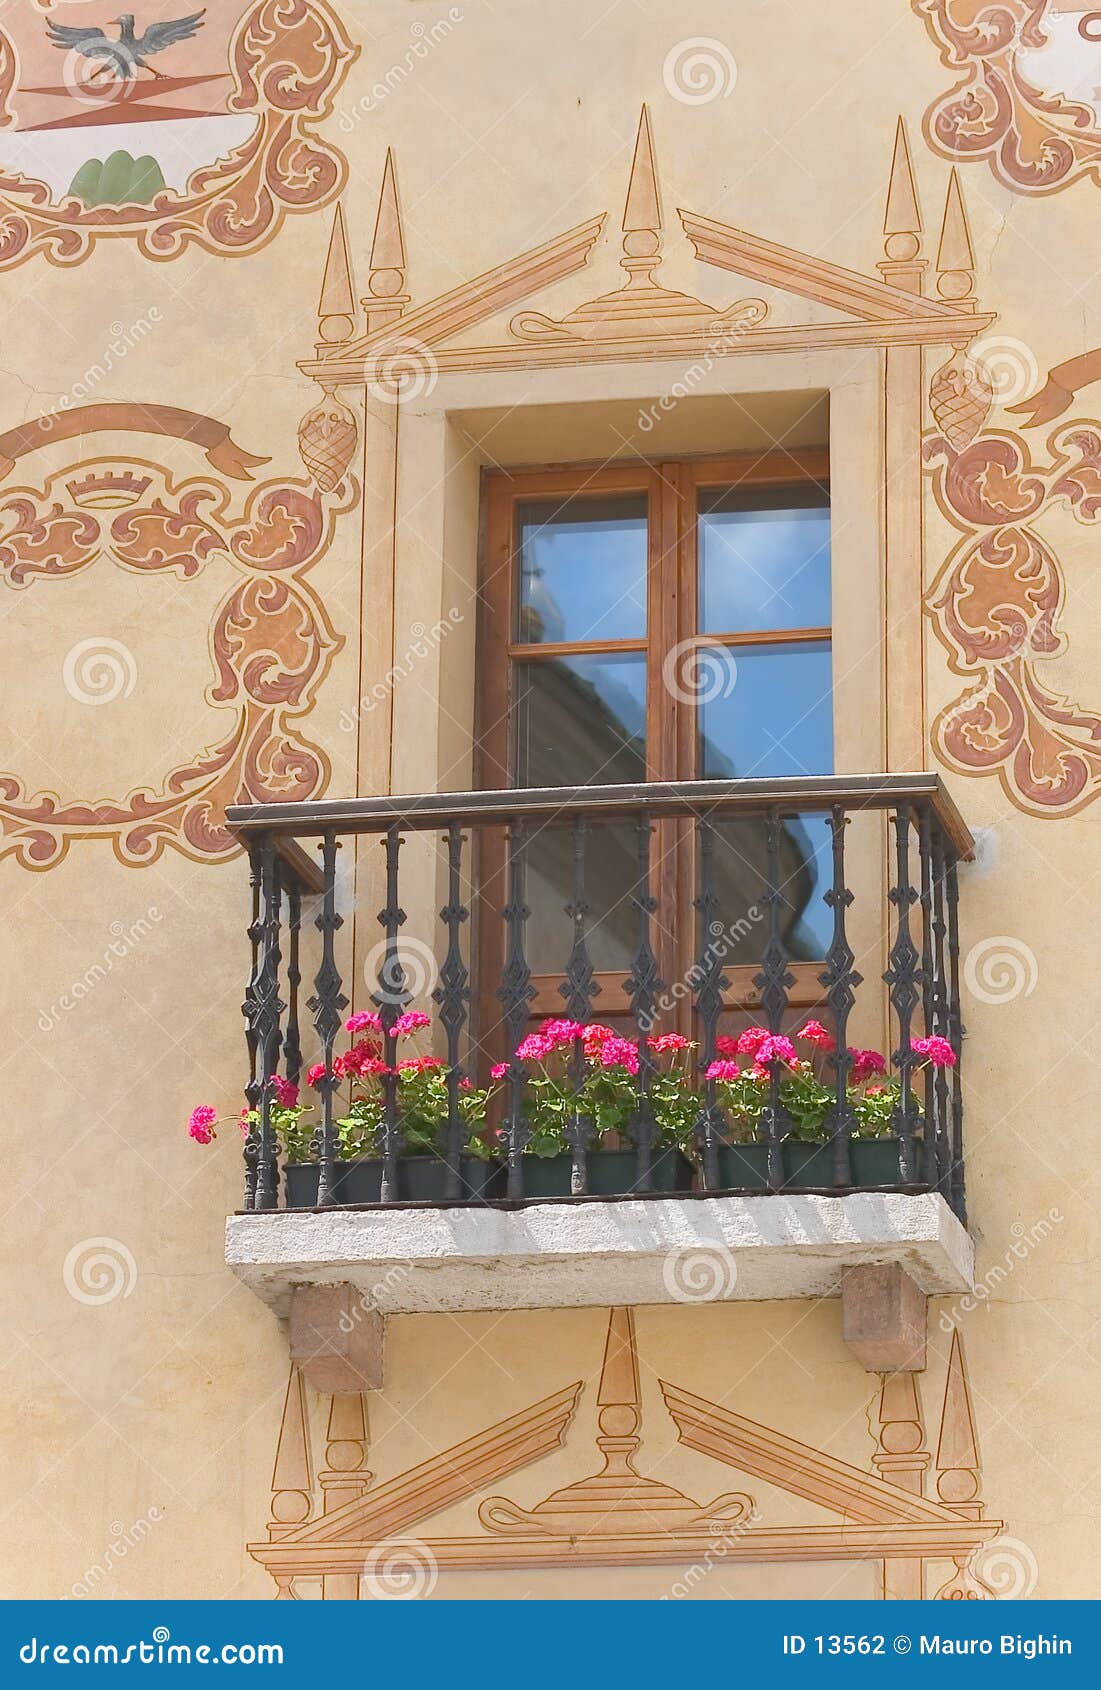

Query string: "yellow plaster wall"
[[1, 0, 1098, 1599]]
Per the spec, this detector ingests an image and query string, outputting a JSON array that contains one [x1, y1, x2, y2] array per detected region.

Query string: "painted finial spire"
[[317, 203, 356, 347], [269, 1365, 313, 1554], [365, 148, 410, 333], [620, 106, 662, 287], [598, 1306, 640, 1407], [879, 117, 925, 295], [936, 167, 977, 307], [936, 1330, 983, 1517]]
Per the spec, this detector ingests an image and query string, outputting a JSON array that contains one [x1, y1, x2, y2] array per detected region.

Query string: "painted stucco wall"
[[1, 0, 1098, 1599]]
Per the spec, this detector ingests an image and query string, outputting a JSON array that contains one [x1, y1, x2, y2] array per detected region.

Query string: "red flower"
[[736, 1026, 770, 1057], [649, 1032, 691, 1053], [849, 1048, 886, 1084], [397, 1055, 446, 1072], [757, 1034, 797, 1066], [272, 1075, 299, 1108], [705, 1059, 741, 1082], [796, 1019, 835, 1053], [714, 1035, 741, 1058], [393, 1010, 431, 1037]]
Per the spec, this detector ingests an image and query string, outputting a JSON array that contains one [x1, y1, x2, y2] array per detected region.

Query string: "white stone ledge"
[[226, 1192, 974, 1316]]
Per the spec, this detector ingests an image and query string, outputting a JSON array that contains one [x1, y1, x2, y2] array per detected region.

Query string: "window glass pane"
[[516, 495, 647, 644], [698, 641, 832, 781], [698, 485, 830, 634], [513, 653, 647, 973], [699, 639, 833, 960], [514, 654, 646, 788]]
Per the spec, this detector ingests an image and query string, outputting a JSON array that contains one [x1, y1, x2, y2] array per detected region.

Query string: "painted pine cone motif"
[[297, 396, 358, 493], [929, 348, 993, 452]]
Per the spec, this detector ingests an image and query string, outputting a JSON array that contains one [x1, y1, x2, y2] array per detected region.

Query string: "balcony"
[[223, 775, 975, 1371]]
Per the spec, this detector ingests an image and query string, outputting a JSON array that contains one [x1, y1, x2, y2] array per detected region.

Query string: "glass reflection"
[[699, 485, 830, 635], [515, 495, 648, 645]]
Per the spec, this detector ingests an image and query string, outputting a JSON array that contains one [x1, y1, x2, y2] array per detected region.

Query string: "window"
[[477, 452, 832, 1028]]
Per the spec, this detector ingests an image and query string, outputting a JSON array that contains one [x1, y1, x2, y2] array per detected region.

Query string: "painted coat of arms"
[[0, 0, 358, 267]]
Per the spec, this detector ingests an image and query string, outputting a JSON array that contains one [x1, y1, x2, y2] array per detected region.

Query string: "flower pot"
[[284, 1157, 501, 1207], [520, 1148, 693, 1198], [714, 1135, 906, 1192]]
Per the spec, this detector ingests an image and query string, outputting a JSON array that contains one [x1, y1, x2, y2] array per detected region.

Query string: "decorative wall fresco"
[[924, 411, 1101, 816], [0, 404, 355, 869], [915, 0, 1101, 194], [0, 0, 357, 267], [252, 1310, 1004, 1600]]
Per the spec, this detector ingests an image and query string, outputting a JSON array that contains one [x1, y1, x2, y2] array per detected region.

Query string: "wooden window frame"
[[474, 448, 832, 1054]]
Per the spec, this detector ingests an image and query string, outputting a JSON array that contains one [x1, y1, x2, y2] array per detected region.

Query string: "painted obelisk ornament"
[[0, 0, 357, 268], [298, 204, 359, 494]]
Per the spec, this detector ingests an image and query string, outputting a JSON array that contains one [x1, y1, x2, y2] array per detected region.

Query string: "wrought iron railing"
[[226, 775, 973, 1220]]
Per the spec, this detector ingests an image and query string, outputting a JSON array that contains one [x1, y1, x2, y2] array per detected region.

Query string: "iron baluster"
[[692, 816, 729, 1190], [818, 805, 860, 1188], [375, 825, 409, 1204], [624, 813, 663, 1192], [253, 838, 285, 1212], [754, 808, 794, 1191], [284, 885, 303, 1086], [241, 843, 263, 1210], [918, 807, 939, 1189], [930, 823, 953, 1199], [945, 856, 967, 1222], [885, 807, 921, 1183], [561, 816, 597, 1194], [432, 823, 470, 1201], [308, 832, 346, 1207], [497, 821, 534, 1199]]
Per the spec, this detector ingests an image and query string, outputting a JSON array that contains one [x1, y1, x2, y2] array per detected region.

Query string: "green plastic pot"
[[520, 1147, 693, 1198], [714, 1136, 907, 1192]]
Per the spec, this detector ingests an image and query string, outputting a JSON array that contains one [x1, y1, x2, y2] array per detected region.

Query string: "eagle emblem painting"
[[0, 0, 358, 267]]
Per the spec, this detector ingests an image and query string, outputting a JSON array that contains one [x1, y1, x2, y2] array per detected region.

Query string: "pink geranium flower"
[[757, 1034, 797, 1066], [849, 1048, 886, 1084], [581, 1023, 617, 1052], [911, 1035, 957, 1068], [538, 1018, 586, 1047], [796, 1019, 835, 1053], [345, 1009, 382, 1035], [188, 1104, 217, 1144], [599, 1036, 640, 1074], [397, 1055, 446, 1072], [736, 1026, 770, 1057], [490, 1061, 509, 1080], [705, 1059, 741, 1082], [515, 1032, 554, 1063], [713, 1035, 741, 1059], [272, 1076, 299, 1108], [392, 1010, 431, 1037]]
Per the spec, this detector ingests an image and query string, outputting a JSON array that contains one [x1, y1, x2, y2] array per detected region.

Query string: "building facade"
[[2, 0, 1098, 1600]]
